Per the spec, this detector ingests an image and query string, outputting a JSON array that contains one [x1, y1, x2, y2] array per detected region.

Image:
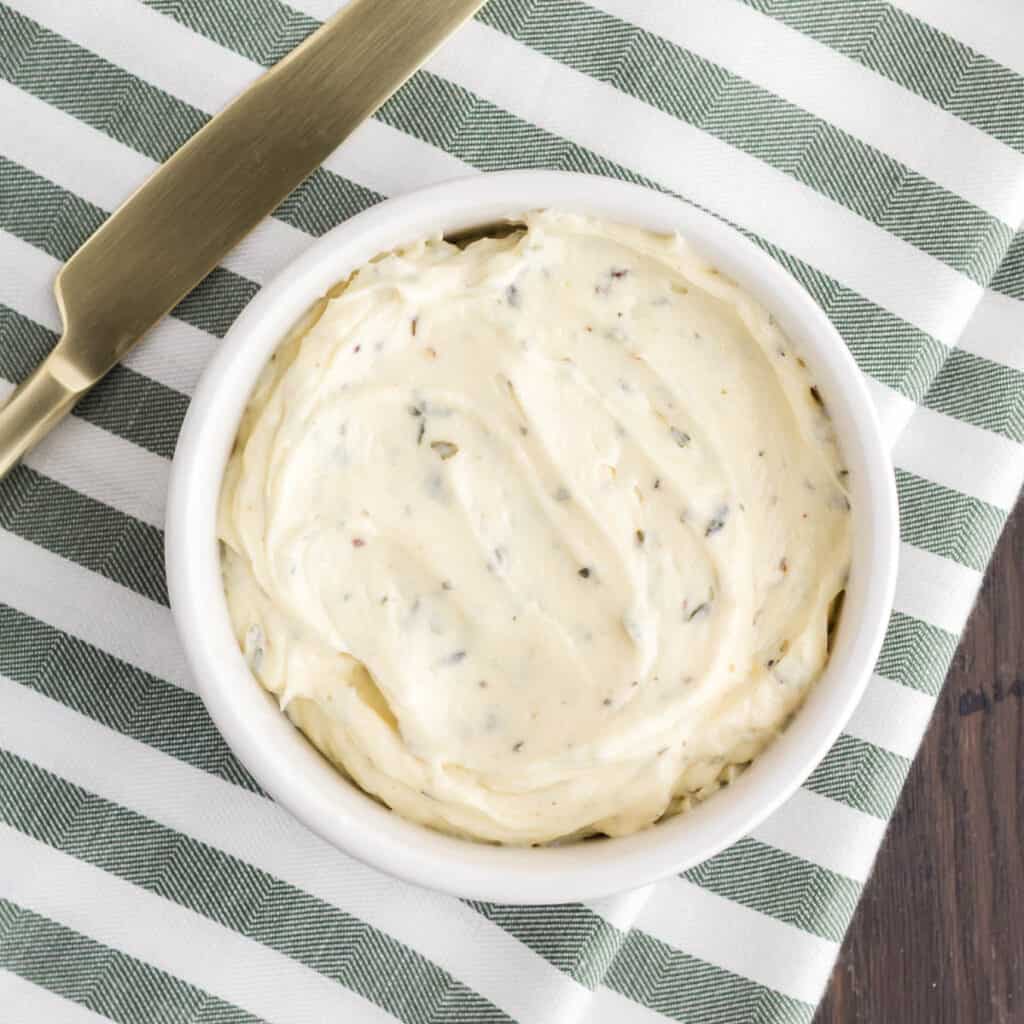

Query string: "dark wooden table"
[[815, 497, 1024, 1023]]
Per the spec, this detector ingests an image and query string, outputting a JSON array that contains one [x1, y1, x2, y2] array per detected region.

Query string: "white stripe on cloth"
[[749, 788, 887, 884], [894, 404, 1024, 511], [0, 227, 217, 397], [956, 288, 1024, 373], [0, 380, 170, 528], [588, 985, 668, 1024], [588, 0, 1024, 227], [0, 80, 313, 291], [0, 677, 592, 1024], [894, 542, 983, 637], [862, 375, 917, 448], [845, 674, 937, 760], [0, 970, 114, 1024], [633, 877, 838, 1006], [0, 531, 190, 688], [888, 0, 1024, 77], [0, 825, 397, 1024], [6, 0, 472, 197]]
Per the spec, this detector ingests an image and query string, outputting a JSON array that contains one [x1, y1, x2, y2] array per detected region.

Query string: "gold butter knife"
[[0, 0, 484, 479]]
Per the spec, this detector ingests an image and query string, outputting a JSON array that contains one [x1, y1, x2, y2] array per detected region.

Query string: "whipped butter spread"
[[219, 212, 852, 845]]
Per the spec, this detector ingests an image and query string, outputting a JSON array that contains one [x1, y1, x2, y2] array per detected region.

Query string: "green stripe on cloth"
[[0, 304, 188, 459], [897, 469, 1007, 573], [144, 0, 318, 66], [744, 234, 948, 401], [805, 733, 910, 819], [0, 899, 263, 1024], [0, 5, 381, 243], [0, 5, 207, 161], [737, 0, 1024, 155], [605, 927, 814, 1024], [0, 749, 513, 1023], [477, 0, 1013, 284], [681, 837, 860, 943], [145, 0, 321, 65], [0, 465, 167, 606], [0, 153, 105, 255], [990, 232, 1024, 300], [468, 901, 625, 989], [924, 348, 1024, 443], [0, 605, 259, 792], [143, 0, 959, 403], [170, 266, 259, 341], [876, 609, 963, 696]]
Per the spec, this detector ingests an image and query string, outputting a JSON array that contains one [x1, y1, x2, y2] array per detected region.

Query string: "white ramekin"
[[166, 171, 899, 904]]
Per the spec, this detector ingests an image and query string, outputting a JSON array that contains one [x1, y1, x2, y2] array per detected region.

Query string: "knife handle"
[[0, 352, 85, 480]]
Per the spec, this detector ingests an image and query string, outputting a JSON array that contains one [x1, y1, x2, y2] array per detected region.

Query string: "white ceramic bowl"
[[166, 171, 899, 904]]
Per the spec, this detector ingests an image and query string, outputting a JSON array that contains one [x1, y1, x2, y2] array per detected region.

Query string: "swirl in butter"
[[219, 211, 852, 845]]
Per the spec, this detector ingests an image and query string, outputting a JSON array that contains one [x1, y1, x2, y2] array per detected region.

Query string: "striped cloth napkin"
[[1, 1, 1022, 1021]]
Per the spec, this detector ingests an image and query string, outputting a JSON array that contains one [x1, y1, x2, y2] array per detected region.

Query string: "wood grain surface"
[[815, 497, 1024, 1023]]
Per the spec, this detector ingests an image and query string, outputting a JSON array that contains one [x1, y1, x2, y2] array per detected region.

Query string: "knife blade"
[[0, 0, 484, 479]]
